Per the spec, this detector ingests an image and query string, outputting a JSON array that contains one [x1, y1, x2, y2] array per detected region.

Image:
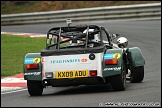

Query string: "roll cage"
[[46, 24, 112, 50]]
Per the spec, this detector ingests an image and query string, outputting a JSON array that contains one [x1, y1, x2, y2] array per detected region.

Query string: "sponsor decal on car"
[[104, 54, 113, 60], [81, 58, 87, 62], [24, 72, 41, 75], [113, 53, 121, 59], [33, 58, 41, 64], [24, 58, 34, 64], [24, 58, 40, 64], [103, 67, 121, 71], [50, 58, 87, 64], [104, 53, 121, 60]]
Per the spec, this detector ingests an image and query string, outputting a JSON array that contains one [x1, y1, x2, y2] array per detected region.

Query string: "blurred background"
[[1, 1, 160, 14]]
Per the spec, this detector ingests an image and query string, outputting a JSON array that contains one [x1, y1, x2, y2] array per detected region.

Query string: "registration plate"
[[55, 70, 88, 79]]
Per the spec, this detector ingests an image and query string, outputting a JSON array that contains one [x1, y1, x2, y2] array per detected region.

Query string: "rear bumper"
[[44, 76, 105, 87]]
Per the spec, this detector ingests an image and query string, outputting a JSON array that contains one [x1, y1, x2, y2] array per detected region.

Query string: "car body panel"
[[103, 48, 124, 77], [24, 53, 42, 80], [42, 53, 103, 80]]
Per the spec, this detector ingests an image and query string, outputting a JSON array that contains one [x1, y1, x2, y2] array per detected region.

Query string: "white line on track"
[[1, 88, 27, 95]]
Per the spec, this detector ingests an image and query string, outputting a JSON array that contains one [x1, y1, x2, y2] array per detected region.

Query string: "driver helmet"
[[117, 37, 128, 48], [83, 29, 99, 42]]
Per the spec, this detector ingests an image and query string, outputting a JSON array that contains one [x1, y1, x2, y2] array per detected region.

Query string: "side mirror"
[[117, 37, 128, 48]]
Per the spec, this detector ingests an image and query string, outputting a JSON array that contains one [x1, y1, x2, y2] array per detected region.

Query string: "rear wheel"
[[130, 66, 144, 83], [110, 61, 126, 91], [27, 80, 43, 96]]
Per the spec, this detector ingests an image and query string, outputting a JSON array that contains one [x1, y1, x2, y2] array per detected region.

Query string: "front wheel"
[[130, 66, 144, 83], [27, 80, 44, 96]]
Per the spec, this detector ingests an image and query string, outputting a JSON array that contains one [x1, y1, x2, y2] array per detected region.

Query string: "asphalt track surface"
[[1, 20, 161, 107]]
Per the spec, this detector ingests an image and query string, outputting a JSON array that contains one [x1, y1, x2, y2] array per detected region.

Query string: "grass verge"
[[1, 34, 46, 77]]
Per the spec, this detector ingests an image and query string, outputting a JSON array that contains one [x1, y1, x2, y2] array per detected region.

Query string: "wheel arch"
[[126, 47, 145, 67]]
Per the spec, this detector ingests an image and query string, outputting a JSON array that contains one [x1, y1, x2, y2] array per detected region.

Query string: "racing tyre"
[[130, 66, 144, 83], [110, 61, 126, 91], [27, 80, 43, 96]]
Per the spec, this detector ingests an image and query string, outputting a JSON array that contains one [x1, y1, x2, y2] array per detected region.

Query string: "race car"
[[23, 20, 145, 96]]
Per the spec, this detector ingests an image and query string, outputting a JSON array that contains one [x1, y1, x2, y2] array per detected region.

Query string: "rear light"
[[41, 57, 45, 63], [90, 70, 97, 76], [26, 64, 39, 70], [105, 59, 118, 65]]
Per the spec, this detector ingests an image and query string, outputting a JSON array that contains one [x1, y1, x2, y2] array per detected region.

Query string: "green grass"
[[1, 34, 46, 77]]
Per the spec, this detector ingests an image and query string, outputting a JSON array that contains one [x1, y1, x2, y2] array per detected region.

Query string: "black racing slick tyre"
[[130, 66, 144, 83], [110, 61, 126, 91], [27, 80, 43, 96]]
